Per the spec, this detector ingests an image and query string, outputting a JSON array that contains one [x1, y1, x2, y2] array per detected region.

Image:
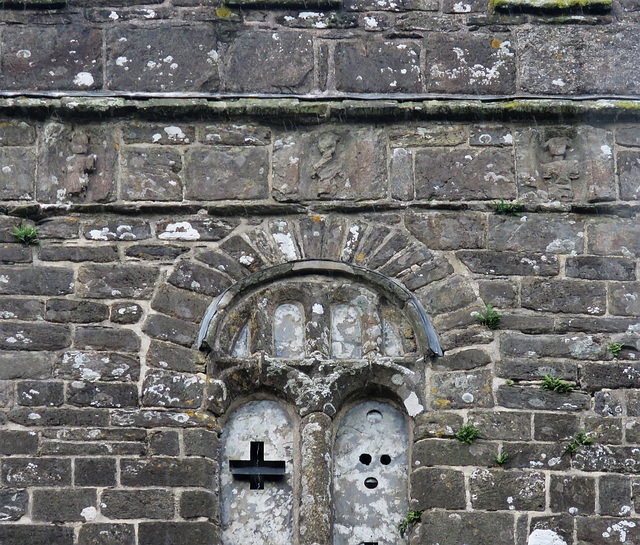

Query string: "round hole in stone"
[[364, 477, 378, 489], [380, 454, 391, 465], [367, 410, 382, 424], [359, 453, 372, 465]]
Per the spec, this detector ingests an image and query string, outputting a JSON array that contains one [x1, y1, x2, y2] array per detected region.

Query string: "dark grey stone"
[[470, 124, 514, 146], [521, 278, 606, 315], [430, 368, 493, 409], [75, 458, 117, 486], [152, 285, 214, 323], [38, 218, 80, 240], [458, 250, 559, 276], [500, 333, 604, 360], [1, 458, 71, 486], [576, 516, 640, 545], [78, 264, 159, 299], [609, 282, 640, 316], [588, 218, 640, 257], [146, 340, 205, 374], [0, 245, 32, 264], [424, 34, 516, 94], [0, 322, 71, 351], [110, 302, 143, 324], [0, 489, 28, 522], [0, 121, 36, 146], [83, 219, 151, 241], [550, 474, 595, 515], [67, 381, 138, 408], [413, 510, 515, 545], [388, 124, 466, 147], [201, 123, 271, 146], [111, 409, 219, 429], [225, 31, 313, 93], [17, 380, 63, 406], [184, 428, 220, 458], [413, 439, 495, 467], [74, 326, 140, 352], [0, 298, 44, 320], [599, 475, 632, 516], [0, 351, 52, 380], [594, 391, 623, 417], [468, 411, 531, 441], [8, 407, 109, 427], [581, 361, 640, 391], [411, 467, 465, 510], [0, 148, 34, 200], [45, 299, 109, 323], [138, 522, 219, 545], [496, 385, 590, 411], [495, 359, 577, 381], [418, 276, 477, 314], [107, 26, 219, 92], [143, 314, 198, 347], [566, 256, 636, 280], [120, 457, 215, 487], [101, 489, 175, 519], [180, 490, 217, 520], [390, 148, 413, 200], [406, 211, 485, 250], [142, 369, 204, 408], [435, 348, 491, 371], [0, 430, 38, 455], [123, 123, 195, 144], [2, 26, 102, 90], [168, 261, 232, 297], [78, 524, 136, 545], [415, 148, 515, 200], [534, 412, 579, 441], [149, 430, 180, 456], [32, 488, 97, 522], [56, 351, 140, 382], [501, 442, 569, 471], [156, 218, 239, 242], [618, 150, 640, 200], [125, 244, 189, 261], [0, 525, 73, 545], [122, 148, 183, 201], [0, 266, 74, 296], [414, 413, 462, 440], [469, 469, 545, 511], [530, 514, 574, 544]]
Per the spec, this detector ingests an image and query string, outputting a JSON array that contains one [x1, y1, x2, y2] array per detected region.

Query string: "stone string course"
[[0, 114, 638, 544]]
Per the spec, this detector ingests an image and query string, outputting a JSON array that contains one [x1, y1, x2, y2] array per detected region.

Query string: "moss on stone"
[[491, 0, 610, 11]]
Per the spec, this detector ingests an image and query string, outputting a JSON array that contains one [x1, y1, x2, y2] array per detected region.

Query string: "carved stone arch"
[[200, 259, 441, 419]]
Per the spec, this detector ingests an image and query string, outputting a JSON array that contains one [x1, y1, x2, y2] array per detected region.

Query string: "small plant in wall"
[[565, 429, 593, 454], [541, 374, 574, 393], [495, 451, 509, 465], [455, 423, 480, 444], [476, 304, 501, 330], [398, 510, 423, 536], [491, 197, 524, 216], [11, 223, 39, 245], [608, 342, 624, 358]]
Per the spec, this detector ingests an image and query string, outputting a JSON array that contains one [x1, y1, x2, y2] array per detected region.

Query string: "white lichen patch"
[[528, 529, 567, 545], [73, 72, 94, 87], [158, 221, 200, 241], [81, 506, 97, 521]]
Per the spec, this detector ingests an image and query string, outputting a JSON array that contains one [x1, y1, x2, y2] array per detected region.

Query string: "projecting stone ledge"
[[492, 0, 610, 12]]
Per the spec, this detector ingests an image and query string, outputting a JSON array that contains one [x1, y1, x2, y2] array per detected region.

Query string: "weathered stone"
[[110, 302, 143, 324], [225, 31, 313, 93], [157, 218, 239, 241], [39, 244, 118, 263], [418, 276, 477, 315], [497, 314, 555, 334], [45, 299, 108, 323], [530, 515, 574, 544], [443, 0, 487, 12], [517, 27, 640, 95], [414, 439, 495, 467], [406, 211, 485, 249], [566, 255, 636, 281], [0, 489, 28, 521], [0, 298, 44, 320], [125, 244, 189, 261], [0, 121, 36, 146], [458, 250, 559, 276], [617, 127, 640, 147], [0, 351, 52, 380], [180, 490, 217, 520], [33, 488, 97, 522], [609, 282, 640, 316], [149, 430, 180, 455], [413, 510, 515, 545], [75, 458, 117, 486], [470, 124, 514, 147], [496, 385, 590, 411], [414, 412, 463, 440], [515, 126, 615, 203], [273, 127, 387, 202], [123, 123, 195, 145], [78, 264, 159, 299], [596, 475, 632, 516], [390, 148, 413, 200], [146, 340, 205, 374], [415, 148, 515, 200], [78, 524, 135, 545], [56, 351, 139, 382], [142, 369, 205, 408], [75, 326, 140, 352], [184, 428, 220, 458], [120, 457, 215, 487], [101, 489, 174, 519], [8, 407, 109, 427], [122, 148, 183, 201], [17, 380, 63, 406], [430, 368, 493, 409], [469, 469, 545, 511], [168, 261, 231, 296], [40, 440, 144, 456], [38, 217, 80, 240], [2, 26, 101, 90], [0, 148, 35, 200], [435, 348, 491, 371], [478, 279, 519, 308], [0, 525, 73, 545], [521, 278, 606, 314], [425, 34, 515, 94], [201, 123, 271, 146], [627, 391, 640, 417], [588, 218, 640, 257], [138, 522, 219, 545], [0, 322, 71, 351], [219, 235, 266, 273], [1, 458, 71, 486], [0, 245, 31, 264], [488, 214, 584, 254], [67, 381, 138, 408], [37, 124, 117, 204], [581, 361, 640, 391], [594, 390, 624, 417], [501, 333, 605, 360], [107, 26, 219, 92], [500, 441, 569, 471], [469, 411, 531, 440], [618, 150, 640, 200], [411, 467, 466, 510], [112, 409, 214, 430], [84, 219, 151, 241], [143, 314, 198, 347], [335, 39, 421, 93], [0, 430, 38, 455], [550, 474, 595, 515], [534, 412, 579, 441], [0, 266, 74, 296], [389, 124, 466, 147], [576, 516, 640, 545], [197, 248, 252, 280]]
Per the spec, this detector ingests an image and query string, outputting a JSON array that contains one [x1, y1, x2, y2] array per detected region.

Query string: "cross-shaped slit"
[[229, 441, 286, 490]]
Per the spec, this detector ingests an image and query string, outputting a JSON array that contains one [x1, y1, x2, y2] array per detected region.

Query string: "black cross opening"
[[229, 441, 286, 490]]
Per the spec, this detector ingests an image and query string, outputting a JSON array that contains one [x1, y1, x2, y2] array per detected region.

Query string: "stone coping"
[[4, 96, 640, 121]]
